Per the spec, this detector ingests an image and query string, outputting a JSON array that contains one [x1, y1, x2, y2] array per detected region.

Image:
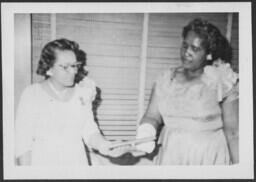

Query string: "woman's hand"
[[135, 123, 156, 153], [135, 83, 161, 154], [98, 140, 133, 157]]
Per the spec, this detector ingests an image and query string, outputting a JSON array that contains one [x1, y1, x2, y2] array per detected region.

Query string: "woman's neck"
[[44, 78, 75, 101], [48, 78, 67, 92], [183, 67, 204, 80]]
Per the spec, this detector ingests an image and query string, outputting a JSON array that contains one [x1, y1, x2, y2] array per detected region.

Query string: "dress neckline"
[[170, 67, 204, 87], [38, 82, 77, 104]]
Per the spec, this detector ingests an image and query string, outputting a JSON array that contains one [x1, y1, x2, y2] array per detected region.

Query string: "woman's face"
[[49, 49, 79, 87], [180, 31, 207, 71]]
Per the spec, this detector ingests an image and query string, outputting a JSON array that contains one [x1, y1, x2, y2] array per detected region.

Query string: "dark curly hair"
[[182, 18, 232, 64], [36, 38, 88, 83]]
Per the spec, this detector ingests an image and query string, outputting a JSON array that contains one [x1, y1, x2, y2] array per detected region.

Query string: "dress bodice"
[[153, 62, 238, 165], [155, 64, 238, 131], [15, 77, 99, 165]]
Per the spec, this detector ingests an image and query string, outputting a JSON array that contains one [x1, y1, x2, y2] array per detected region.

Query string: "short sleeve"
[[222, 81, 239, 103], [203, 62, 239, 102], [219, 69, 239, 102], [76, 77, 97, 103], [81, 102, 101, 146], [15, 86, 36, 157], [77, 78, 100, 146]]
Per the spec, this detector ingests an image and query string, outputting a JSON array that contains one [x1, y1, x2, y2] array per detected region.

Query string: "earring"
[[206, 54, 212, 61], [46, 70, 53, 76]]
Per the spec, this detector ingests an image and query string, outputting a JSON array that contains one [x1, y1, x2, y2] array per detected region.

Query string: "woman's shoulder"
[[202, 60, 239, 101], [203, 61, 238, 84], [156, 67, 178, 83], [21, 83, 42, 96]]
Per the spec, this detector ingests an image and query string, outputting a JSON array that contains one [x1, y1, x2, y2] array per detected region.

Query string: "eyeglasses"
[[57, 62, 82, 72]]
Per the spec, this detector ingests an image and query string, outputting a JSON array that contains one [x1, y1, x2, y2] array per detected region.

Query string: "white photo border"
[[2, 2, 254, 179]]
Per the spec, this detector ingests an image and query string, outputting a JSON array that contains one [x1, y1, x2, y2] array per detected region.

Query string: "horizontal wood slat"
[[57, 26, 142, 46], [100, 125, 137, 131], [105, 136, 135, 141], [87, 56, 140, 68], [102, 130, 136, 136]]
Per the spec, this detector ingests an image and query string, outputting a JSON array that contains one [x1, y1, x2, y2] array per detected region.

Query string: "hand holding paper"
[[135, 123, 157, 153]]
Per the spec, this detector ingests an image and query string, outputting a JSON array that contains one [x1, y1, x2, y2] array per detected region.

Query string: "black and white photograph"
[[1, 1, 254, 179]]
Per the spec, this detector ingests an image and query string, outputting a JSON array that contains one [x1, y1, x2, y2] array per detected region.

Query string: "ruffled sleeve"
[[222, 81, 239, 103], [203, 60, 239, 102], [76, 77, 97, 104], [76, 77, 101, 145]]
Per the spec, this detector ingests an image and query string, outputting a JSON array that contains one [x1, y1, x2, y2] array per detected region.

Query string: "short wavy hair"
[[36, 38, 88, 83], [182, 18, 232, 64]]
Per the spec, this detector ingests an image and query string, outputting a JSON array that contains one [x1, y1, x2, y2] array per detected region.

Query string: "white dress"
[[154, 63, 238, 165], [15, 81, 100, 166]]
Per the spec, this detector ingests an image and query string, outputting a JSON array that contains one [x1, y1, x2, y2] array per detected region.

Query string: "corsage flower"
[[76, 77, 97, 105], [202, 59, 238, 102]]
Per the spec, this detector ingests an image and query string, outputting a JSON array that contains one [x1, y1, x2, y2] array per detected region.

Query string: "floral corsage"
[[202, 59, 238, 102], [76, 77, 97, 106]]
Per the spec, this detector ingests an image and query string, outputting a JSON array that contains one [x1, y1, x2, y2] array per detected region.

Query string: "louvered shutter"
[[31, 14, 52, 83]]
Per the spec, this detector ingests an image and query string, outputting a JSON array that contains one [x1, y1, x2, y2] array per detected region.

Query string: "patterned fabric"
[[154, 63, 238, 165], [15, 79, 100, 166]]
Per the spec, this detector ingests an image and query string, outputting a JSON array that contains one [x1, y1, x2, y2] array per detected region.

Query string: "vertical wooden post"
[[226, 13, 233, 42], [137, 13, 149, 125], [50, 13, 56, 40]]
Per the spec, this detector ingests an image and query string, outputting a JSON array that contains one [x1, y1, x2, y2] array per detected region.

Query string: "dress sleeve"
[[15, 86, 36, 157], [219, 66, 239, 103], [78, 81, 101, 145], [204, 62, 239, 102], [222, 81, 239, 103], [82, 102, 101, 145]]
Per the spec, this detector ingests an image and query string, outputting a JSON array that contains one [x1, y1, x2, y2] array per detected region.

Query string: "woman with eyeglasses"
[[15, 39, 116, 165], [135, 18, 239, 165]]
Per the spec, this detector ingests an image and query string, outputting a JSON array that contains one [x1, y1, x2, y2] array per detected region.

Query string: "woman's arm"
[[139, 83, 163, 130], [135, 83, 163, 153], [221, 98, 239, 164]]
